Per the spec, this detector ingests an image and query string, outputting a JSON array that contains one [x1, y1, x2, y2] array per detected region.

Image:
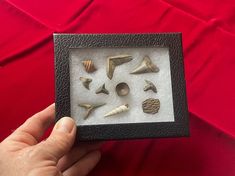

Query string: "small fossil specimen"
[[79, 77, 92, 90], [78, 103, 106, 119], [104, 104, 129, 117], [144, 80, 157, 93], [107, 55, 133, 79], [116, 82, 130, 96], [95, 84, 109, 95], [130, 56, 159, 74], [142, 98, 160, 114], [82, 59, 97, 73]]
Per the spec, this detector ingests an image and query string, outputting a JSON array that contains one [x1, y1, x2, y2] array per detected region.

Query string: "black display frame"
[[54, 33, 189, 141]]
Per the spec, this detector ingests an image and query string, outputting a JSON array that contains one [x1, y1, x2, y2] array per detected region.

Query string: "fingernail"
[[56, 117, 75, 133]]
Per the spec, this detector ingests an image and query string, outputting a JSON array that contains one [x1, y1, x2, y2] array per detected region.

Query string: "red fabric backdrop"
[[1, 0, 235, 175]]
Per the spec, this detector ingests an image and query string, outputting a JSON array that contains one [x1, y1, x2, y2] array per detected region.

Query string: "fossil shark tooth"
[[107, 55, 133, 79], [142, 98, 160, 114], [95, 84, 109, 95], [79, 77, 92, 90], [130, 56, 159, 74], [78, 103, 106, 119], [144, 80, 157, 93], [104, 104, 129, 117], [82, 59, 97, 73], [116, 82, 130, 96]]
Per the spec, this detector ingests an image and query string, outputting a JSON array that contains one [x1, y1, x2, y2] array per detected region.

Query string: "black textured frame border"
[[54, 33, 189, 141]]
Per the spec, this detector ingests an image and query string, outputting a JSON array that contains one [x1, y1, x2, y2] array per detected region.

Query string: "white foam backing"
[[70, 48, 174, 126]]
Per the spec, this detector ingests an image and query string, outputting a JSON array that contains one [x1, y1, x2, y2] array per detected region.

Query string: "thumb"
[[39, 117, 76, 160]]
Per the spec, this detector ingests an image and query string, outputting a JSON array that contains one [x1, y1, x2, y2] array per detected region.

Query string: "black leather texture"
[[53, 33, 189, 141]]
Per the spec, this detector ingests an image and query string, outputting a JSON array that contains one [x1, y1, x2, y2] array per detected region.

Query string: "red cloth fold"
[[1, 0, 235, 175]]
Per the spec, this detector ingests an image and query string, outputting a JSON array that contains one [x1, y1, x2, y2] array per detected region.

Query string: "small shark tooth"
[[82, 59, 97, 73], [95, 84, 109, 95], [144, 80, 157, 93], [130, 56, 159, 74], [79, 77, 92, 90], [104, 104, 129, 117], [78, 103, 106, 119], [107, 55, 133, 79]]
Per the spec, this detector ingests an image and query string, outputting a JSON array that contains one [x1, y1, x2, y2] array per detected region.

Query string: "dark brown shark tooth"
[[95, 84, 109, 95]]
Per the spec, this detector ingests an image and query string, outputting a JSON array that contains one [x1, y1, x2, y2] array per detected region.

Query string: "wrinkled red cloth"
[[0, 0, 235, 175]]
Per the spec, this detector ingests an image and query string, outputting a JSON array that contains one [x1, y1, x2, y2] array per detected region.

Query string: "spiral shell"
[[142, 98, 160, 114], [82, 60, 97, 73], [104, 104, 129, 117]]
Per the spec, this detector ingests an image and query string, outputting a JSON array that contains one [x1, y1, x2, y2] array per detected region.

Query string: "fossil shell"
[[144, 80, 157, 93], [107, 55, 133, 79], [116, 82, 130, 96], [95, 84, 109, 95], [142, 98, 160, 114], [82, 59, 97, 73], [130, 56, 159, 74], [104, 104, 129, 117], [78, 103, 106, 119], [79, 77, 92, 90]]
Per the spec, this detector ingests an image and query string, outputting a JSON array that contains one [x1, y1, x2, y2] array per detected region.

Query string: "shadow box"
[[53, 33, 189, 141]]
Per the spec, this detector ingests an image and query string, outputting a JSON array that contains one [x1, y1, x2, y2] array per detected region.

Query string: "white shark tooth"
[[130, 56, 159, 74], [78, 103, 106, 119], [104, 104, 129, 117], [107, 55, 133, 79], [79, 77, 92, 90], [144, 80, 157, 93]]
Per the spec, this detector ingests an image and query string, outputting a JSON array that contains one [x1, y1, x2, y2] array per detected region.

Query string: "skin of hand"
[[0, 104, 102, 176]]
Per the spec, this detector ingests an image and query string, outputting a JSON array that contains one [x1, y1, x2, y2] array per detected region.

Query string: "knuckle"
[[51, 133, 72, 147]]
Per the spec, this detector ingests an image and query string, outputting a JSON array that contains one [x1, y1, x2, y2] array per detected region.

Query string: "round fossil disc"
[[142, 98, 160, 114], [116, 82, 130, 96]]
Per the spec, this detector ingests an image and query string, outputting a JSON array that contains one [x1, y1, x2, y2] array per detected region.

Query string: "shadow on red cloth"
[[92, 113, 235, 176]]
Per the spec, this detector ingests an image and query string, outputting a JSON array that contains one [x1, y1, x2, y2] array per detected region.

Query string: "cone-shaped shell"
[[104, 104, 129, 117], [82, 60, 97, 73], [79, 77, 92, 90], [144, 80, 157, 93], [130, 56, 159, 74], [107, 55, 133, 79]]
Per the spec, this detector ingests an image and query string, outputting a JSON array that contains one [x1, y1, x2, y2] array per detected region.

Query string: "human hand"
[[0, 104, 101, 176]]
